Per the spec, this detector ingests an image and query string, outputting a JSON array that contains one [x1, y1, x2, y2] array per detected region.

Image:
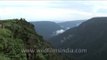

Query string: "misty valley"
[[1, 0, 107, 60], [0, 17, 107, 60]]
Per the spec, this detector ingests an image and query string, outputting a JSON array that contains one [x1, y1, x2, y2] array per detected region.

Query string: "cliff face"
[[0, 19, 62, 60]]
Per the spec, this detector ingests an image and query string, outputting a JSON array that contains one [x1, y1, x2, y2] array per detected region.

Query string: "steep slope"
[[58, 20, 85, 30], [50, 17, 107, 60], [0, 19, 63, 60], [31, 21, 63, 39]]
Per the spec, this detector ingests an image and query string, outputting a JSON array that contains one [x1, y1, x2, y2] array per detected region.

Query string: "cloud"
[[0, 7, 92, 21], [0, 1, 107, 21], [55, 29, 65, 35]]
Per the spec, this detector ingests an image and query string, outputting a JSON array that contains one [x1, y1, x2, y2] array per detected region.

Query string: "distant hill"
[[31, 21, 63, 39], [58, 20, 85, 30], [49, 17, 107, 60], [30, 20, 85, 39]]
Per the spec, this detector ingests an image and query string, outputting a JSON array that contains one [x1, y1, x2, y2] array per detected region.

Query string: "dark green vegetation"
[[0, 19, 63, 60], [49, 17, 107, 60], [31, 21, 62, 39]]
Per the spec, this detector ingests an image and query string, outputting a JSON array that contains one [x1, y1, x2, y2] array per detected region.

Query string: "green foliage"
[[36, 53, 47, 60], [0, 54, 11, 60], [0, 19, 63, 60], [0, 29, 11, 37]]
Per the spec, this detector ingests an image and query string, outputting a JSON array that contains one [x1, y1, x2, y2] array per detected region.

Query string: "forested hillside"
[[31, 21, 62, 39], [49, 17, 107, 60], [0, 19, 63, 60]]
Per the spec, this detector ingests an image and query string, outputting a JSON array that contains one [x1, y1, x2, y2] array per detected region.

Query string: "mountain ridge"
[[49, 17, 107, 60]]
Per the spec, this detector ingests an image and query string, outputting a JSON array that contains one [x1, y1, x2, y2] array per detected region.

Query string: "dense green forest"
[[0, 19, 63, 60]]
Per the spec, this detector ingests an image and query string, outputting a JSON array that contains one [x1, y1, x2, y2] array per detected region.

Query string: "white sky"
[[0, 1, 107, 22]]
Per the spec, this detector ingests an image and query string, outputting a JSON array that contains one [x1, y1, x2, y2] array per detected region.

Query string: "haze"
[[0, 1, 107, 22]]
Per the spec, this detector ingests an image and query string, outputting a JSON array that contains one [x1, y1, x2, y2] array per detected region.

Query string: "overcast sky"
[[0, 1, 107, 22]]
